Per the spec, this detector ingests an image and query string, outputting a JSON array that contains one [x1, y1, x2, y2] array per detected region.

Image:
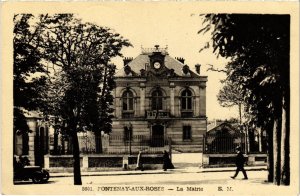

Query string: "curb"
[[198, 167, 267, 173], [51, 171, 167, 178], [50, 167, 267, 178]]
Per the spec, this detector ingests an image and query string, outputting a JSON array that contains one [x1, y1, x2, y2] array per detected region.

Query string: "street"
[[14, 169, 270, 186], [48, 170, 269, 186], [13, 169, 295, 195]]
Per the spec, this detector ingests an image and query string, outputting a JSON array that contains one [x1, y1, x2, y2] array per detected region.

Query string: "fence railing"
[[146, 110, 170, 119], [54, 134, 171, 155], [107, 135, 170, 154], [204, 133, 246, 154]]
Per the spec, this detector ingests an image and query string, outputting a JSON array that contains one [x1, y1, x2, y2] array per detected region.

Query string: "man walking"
[[231, 146, 248, 180], [163, 150, 174, 171]]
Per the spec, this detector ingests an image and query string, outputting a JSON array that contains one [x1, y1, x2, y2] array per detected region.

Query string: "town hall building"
[[108, 45, 208, 153]]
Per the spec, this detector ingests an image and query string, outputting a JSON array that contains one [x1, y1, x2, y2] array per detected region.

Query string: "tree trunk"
[[71, 130, 82, 185], [95, 131, 103, 153], [280, 93, 290, 185], [238, 103, 242, 124], [273, 109, 282, 185], [245, 125, 250, 154], [267, 124, 274, 182]]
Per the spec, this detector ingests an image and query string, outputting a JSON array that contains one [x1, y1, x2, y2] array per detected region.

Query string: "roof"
[[115, 54, 201, 77], [207, 122, 242, 135]]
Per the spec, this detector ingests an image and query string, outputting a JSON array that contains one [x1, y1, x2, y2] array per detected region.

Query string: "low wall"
[[44, 154, 164, 172], [202, 153, 267, 168]]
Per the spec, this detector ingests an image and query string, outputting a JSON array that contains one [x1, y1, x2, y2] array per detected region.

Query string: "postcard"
[[1, 1, 299, 195]]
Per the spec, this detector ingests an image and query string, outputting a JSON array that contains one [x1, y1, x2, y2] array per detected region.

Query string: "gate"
[[204, 132, 246, 154]]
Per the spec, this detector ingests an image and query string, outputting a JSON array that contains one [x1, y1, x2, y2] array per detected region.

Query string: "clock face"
[[153, 62, 161, 69]]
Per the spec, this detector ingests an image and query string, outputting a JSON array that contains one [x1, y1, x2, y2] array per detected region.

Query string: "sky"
[[76, 4, 239, 121]]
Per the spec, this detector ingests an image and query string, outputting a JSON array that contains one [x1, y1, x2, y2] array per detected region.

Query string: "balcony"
[[146, 110, 170, 119], [122, 111, 134, 119], [181, 110, 194, 118]]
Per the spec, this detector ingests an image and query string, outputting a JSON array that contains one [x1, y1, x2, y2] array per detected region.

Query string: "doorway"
[[151, 124, 164, 147]]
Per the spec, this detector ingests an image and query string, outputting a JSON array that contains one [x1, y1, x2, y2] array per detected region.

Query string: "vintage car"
[[14, 165, 50, 183], [14, 162, 50, 184]]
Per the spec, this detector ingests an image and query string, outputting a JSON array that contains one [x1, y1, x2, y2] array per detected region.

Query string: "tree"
[[217, 81, 244, 124], [200, 14, 290, 185], [13, 14, 49, 155], [40, 14, 131, 185]]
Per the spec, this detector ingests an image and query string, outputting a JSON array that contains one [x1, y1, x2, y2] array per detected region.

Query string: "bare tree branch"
[[206, 64, 227, 73]]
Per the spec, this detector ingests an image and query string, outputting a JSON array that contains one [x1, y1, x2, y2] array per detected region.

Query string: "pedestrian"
[[163, 150, 174, 171], [19, 155, 30, 167], [136, 151, 144, 171], [231, 146, 248, 180]]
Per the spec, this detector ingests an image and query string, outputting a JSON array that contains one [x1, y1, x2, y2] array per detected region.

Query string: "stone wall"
[[44, 154, 164, 171], [202, 153, 267, 168]]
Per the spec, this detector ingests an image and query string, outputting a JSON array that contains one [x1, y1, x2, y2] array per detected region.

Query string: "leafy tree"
[[217, 81, 244, 124], [40, 14, 131, 185], [13, 14, 49, 154], [200, 14, 290, 185]]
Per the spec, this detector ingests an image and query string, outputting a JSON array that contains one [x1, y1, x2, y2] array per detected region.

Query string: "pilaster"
[[140, 83, 146, 116], [170, 82, 175, 116]]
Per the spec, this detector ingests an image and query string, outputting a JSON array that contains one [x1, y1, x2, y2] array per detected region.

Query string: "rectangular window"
[[183, 125, 191, 140]]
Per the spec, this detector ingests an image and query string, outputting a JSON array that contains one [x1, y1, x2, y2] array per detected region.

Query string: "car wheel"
[[42, 170, 50, 182], [32, 173, 43, 184]]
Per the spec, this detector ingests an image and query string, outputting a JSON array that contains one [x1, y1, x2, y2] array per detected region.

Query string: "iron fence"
[[106, 135, 170, 154], [50, 134, 171, 155], [204, 133, 246, 154]]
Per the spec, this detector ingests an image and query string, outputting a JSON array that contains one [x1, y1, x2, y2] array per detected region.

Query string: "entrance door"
[[151, 125, 164, 147]]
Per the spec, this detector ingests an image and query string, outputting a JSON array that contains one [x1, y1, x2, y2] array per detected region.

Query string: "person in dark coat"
[[163, 150, 174, 171], [231, 146, 248, 179]]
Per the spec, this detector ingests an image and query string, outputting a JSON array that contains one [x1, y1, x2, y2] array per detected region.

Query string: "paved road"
[[14, 170, 294, 195], [80, 170, 267, 185], [16, 170, 269, 186]]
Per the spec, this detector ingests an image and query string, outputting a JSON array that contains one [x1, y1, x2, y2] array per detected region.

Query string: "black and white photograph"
[[1, 2, 299, 195]]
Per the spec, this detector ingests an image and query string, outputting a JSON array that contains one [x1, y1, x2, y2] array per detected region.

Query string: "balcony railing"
[[181, 111, 194, 118], [122, 111, 134, 119], [146, 110, 170, 119]]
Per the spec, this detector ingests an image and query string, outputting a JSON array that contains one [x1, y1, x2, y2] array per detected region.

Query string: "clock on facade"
[[153, 62, 161, 69]]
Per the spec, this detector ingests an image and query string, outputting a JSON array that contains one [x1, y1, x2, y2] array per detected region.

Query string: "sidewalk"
[[50, 165, 267, 178]]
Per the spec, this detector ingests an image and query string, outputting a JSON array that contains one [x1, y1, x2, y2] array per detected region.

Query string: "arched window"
[[181, 89, 192, 110], [122, 91, 134, 118], [181, 89, 193, 117], [152, 90, 163, 110]]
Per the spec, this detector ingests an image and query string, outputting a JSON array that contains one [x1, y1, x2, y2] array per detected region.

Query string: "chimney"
[[195, 64, 201, 74], [123, 57, 133, 66], [175, 57, 185, 64]]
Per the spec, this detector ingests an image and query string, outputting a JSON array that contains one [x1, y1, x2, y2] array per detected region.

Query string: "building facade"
[[14, 110, 49, 166], [109, 46, 208, 153]]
